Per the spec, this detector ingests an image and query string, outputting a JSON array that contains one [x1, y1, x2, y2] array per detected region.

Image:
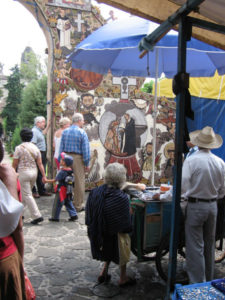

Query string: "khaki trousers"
[[67, 153, 85, 211], [18, 168, 42, 219]]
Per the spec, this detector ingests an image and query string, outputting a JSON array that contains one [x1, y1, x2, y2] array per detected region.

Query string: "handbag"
[[21, 144, 36, 161], [25, 273, 36, 300], [0, 180, 23, 238]]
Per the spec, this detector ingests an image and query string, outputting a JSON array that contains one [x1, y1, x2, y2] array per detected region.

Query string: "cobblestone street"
[[22, 195, 168, 300], [3, 153, 225, 299]]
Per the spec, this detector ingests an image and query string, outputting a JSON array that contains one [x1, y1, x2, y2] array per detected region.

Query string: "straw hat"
[[190, 126, 223, 149]]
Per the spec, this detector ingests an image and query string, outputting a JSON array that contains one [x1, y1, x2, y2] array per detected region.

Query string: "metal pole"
[[165, 16, 189, 299], [151, 48, 159, 186]]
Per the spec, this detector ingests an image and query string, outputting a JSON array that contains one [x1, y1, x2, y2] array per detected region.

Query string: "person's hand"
[[137, 183, 146, 190]]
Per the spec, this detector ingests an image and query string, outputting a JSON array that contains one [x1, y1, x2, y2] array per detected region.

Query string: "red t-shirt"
[[0, 179, 22, 259]]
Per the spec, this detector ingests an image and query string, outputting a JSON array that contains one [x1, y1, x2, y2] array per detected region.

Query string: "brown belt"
[[188, 197, 217, 203], [66, 152, 81, 155]]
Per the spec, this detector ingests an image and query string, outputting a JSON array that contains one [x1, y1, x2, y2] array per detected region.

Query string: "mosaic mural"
[[25, 1, 176, 186]]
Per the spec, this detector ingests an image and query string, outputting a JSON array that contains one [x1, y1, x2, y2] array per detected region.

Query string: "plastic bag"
[[118, 233, 131, 266], [0, 179, 23, 238], [25, 273, 36, 300]]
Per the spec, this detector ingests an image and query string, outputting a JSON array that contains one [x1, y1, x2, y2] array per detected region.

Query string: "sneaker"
[[68, 215, 78, 221], [30, 217, 44, 225], [33, 193, 40, 198], [48, 218, 59, 222], [39, 192, 52, 196]]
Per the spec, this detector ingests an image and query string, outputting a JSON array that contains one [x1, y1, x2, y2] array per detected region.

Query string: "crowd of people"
[[1, 110, 225, 298]]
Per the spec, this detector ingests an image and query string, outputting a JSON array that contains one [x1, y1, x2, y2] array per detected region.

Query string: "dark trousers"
[[51, 192, 77, 220], [32, 151, 46, 195]]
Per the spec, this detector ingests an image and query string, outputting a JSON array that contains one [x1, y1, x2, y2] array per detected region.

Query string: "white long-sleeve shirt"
[[182, 149, 225, 200]]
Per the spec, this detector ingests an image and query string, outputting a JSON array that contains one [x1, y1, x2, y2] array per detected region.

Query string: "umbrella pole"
[[151, 48, 159, 186], [166, 16, 188, 299]]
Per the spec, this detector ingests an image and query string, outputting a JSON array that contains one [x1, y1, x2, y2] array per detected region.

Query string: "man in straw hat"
[[182, 126, 225, 284]]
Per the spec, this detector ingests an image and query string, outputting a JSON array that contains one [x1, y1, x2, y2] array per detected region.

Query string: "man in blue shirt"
[[59, 113, 90, 212], [185, 140, 199, 159], [32, 116, 51, 198]]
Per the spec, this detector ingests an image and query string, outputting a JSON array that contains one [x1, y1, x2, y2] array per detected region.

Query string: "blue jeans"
[[51, 192, 77, 220]]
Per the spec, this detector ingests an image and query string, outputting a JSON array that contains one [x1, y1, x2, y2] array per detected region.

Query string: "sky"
[[0, 0, 129, 75]]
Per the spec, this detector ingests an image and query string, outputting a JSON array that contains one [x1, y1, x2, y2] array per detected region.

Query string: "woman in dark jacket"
[[86, 162, 145, 287]]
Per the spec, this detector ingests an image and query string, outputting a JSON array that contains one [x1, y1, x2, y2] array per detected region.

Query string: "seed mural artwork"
[[20, 0, 176, 187]]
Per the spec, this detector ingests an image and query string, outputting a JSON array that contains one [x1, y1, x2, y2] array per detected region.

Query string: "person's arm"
[[36, 156, 47, 183], [218, 160, 225, 199], [58, 133, 64, 162], [42, 118, 51, 135], [181, 159, 191, 196], [45, 178, 56, 184], [31, 128, 37, 144], [11, 217, 24, 259], [12, 158, 19, 171], [121, 182, 146, 191], [82, 133, 91, 169], [0, 163, 18, 199]]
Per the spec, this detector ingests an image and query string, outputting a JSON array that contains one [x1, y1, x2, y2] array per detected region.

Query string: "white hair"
[[72, 113, 83, 123], [34, 116, 45, 125], [59, 117, 71, 127], [103, 163, 127, 189]]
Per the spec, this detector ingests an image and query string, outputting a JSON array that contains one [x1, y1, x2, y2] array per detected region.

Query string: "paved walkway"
[[1, 149, 168, 299], [22, 194, 168, 300], [20, 194, 225, 300], [3, 149, 225, 299]]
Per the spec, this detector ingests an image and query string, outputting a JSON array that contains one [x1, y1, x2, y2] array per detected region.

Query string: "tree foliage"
[[141, 80, 154, 94], [1, 65, 24, 135], [18, 76, 48, 128], [20, 47, 44, 82], [11, 126, 22, 152]]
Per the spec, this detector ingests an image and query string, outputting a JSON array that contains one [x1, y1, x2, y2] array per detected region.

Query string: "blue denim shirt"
[[31, 126, 46, 151], [58, 125, 90, 166]]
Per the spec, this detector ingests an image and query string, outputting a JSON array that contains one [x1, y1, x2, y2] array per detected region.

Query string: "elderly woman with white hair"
[[85, 162, 145, 287], [53, 117, 71, 170]]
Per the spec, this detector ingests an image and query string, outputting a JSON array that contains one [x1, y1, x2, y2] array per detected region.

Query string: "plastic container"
[[160, 184, 171, 192]]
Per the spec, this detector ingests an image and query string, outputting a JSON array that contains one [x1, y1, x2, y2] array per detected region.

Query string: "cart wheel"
[[131, 245, 157, 261], [155, 233, 188, 284]]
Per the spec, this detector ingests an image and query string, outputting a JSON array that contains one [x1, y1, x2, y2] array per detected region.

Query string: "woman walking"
[[12, 128, 47, 224]]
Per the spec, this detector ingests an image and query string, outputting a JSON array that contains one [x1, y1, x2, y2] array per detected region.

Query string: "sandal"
[[119, 277, 136, 288], [97, 274, 111, 283]]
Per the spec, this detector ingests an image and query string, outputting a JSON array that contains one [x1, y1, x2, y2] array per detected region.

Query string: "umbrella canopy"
[[97, 0, 225, 51], [67, 16, 225, 78]]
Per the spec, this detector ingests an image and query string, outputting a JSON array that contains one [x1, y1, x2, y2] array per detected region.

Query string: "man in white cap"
[[182, 126, 225, 284]]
